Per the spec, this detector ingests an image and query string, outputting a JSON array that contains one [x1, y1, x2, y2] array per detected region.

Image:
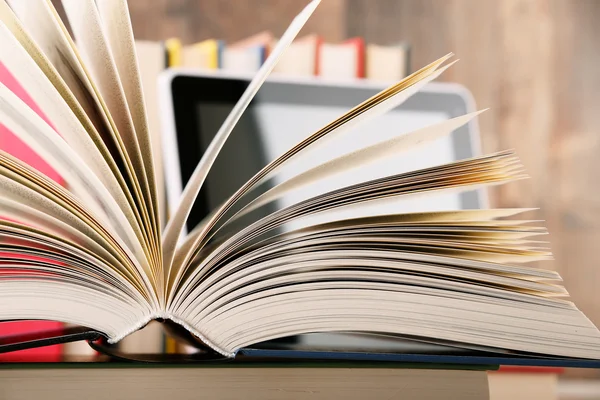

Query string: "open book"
[[1, 0, 600, 361]]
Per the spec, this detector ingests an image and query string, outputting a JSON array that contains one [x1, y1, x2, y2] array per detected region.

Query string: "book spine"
[[165, 38, 183, 67], [344, 37, 366, 78], [314, 36, 323, 76]]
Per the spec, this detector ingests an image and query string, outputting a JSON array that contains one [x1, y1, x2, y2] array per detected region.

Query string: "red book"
[[318, 37, 365, 79], [0, 61, 63, 362]]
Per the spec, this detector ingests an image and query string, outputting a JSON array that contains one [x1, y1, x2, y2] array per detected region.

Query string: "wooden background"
[[54, 0, 600, 371]]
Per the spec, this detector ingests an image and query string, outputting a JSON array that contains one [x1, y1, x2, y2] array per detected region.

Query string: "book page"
[[0, 2, 145, 231], [7, 0, 156, 266], [0, 216, 145, 297], [96, 0, 159, 232], [162, 0, 322, 286], [135, 41, 167, 229], [6, 0, 114, 148], [61, 0, 160, 286], [0, 195, 144, 288], [176, 208, 559, 307], [170, 151, 530, 304], [0, 81, 149, 269], [0, 152, 158, 306], [0, 155, 142, 281], [194, 261, 564, 319], [237, 232, 553, 276], [0, 17, 146, 242], [191, 286, 598, 358]]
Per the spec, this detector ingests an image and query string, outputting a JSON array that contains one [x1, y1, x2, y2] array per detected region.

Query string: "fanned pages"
[[0, 1, 148, 254], [7, 0, 159, 275], [60, 0, 159, 269], [1, 0, 600, 362], [161, 0, 322, 276]]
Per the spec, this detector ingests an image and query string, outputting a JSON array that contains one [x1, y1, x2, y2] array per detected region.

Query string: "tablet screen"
[[169, 76, 480, 231]]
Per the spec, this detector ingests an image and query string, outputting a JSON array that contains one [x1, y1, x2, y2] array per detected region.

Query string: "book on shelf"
[[164, 38, 182, 68], [166, 33, 408, 81], [318, 37, 365, 79], [0, 0, 600, 367], [366, 43, 410, 82], [182, 39, 222, 71], [221, 32, 272, 73], [164, 38, 221, 71], [272, 33, 322, 77]]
